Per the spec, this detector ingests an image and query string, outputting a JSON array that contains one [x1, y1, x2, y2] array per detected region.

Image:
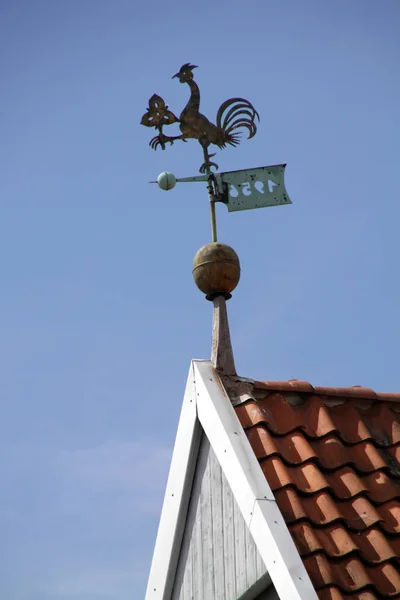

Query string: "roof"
[[235, 380, 400, 599]]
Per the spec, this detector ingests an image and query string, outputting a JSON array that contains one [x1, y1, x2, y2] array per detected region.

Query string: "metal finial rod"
[[203, 149, 218, 242], [210, 199, 217, 242]]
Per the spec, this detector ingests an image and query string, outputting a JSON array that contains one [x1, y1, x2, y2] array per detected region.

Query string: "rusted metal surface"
[[234, 384, 400, 599], [140, 94, 178, 151], [192, 242, 240, 300], [141, 63, 259, 174]]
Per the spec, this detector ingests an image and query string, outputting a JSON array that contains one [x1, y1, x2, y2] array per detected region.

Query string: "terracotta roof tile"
[[274, 488, 386, 531], [253, 381, 400, 403], [247, 426, 393, 474], [236, 396, 400, 445], [235, 382, 400, 598], [303, 554, 400, 596], [261, 457, 400, 503], [291, 522, 400, 564], [318, 589, 379, 600]]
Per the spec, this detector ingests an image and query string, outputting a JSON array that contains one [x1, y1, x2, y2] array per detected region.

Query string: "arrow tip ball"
[[157, 172, 177, 191]]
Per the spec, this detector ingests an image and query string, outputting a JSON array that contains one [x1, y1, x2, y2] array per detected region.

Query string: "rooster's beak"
[[172, 72, 179, 79]]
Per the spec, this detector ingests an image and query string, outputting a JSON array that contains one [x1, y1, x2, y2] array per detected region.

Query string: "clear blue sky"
[[1, 1, 399, 598]]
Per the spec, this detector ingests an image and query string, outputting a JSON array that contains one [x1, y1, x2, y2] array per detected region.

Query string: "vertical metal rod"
[[205, 150, 217, 242], [209, 198, 217, 242]]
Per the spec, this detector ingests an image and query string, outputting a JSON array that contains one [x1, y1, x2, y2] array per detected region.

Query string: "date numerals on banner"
[[229, 179, 277, 198]]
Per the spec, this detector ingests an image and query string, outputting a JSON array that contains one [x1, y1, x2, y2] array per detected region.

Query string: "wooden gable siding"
[[171, 434, 269, 600]]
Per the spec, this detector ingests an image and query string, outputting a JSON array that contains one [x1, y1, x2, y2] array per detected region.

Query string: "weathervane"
[[141, 62, 259, 175], [141, 63, 292, 302], [141, 63, 291, 246]]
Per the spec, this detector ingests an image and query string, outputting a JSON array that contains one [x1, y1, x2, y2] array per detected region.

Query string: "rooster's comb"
[[179, 63, 198, 72]]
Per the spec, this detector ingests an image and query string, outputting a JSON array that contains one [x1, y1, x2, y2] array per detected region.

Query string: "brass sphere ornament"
[[192, 242, 241, 300]]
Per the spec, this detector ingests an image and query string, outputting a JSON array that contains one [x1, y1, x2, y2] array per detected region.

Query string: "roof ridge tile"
[[253, 381, 400, 403]]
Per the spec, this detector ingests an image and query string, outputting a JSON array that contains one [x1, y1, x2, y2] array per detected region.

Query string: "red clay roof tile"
[[318, 589, 379, 600], [305, 553, 400, 596], [247, 426, 394, 474], [253, 381, 400, 402], [274, 488, 385, 531], [291, 521, 400, 564], [235, 382, 400, 599]]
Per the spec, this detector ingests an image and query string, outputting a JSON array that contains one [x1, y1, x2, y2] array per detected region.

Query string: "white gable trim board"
[[145, 360, 318, 600], [145, 363, 202, 600]]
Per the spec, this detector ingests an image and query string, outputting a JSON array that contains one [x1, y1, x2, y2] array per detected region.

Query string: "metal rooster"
[[140, 63, 260, 173]]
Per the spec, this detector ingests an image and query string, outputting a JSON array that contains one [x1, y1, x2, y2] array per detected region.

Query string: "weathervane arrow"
[[151, 164, 291, 212], [141, 63, 292, 240]]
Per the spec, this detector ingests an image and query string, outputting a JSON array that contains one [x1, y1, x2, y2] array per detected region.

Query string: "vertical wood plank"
[[201, 438, 215, 598], [171, 434, 268, 600], [234, 485, 247, 598], [222, 462, 236, 600], [182, 516, 192, 600], [192, 437, 206, 599], [210, 446, 225, 599]]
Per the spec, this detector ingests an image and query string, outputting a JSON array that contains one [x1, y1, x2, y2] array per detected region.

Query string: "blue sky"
[[1, 0, 399, 598]]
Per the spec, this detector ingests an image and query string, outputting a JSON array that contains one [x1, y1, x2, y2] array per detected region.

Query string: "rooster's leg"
[[199, 143, 219, 174], [149, 133, 186, 150]]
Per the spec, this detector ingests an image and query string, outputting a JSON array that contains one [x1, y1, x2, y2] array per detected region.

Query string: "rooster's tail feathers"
[[216, 97, 260, 147]]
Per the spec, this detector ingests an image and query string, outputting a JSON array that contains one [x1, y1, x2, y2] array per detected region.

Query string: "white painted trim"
[[194, 360, 318, 600], [145, 363, 202, 600]]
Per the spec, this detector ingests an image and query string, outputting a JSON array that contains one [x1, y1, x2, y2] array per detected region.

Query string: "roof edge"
[[253, 380, 400, 402]]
